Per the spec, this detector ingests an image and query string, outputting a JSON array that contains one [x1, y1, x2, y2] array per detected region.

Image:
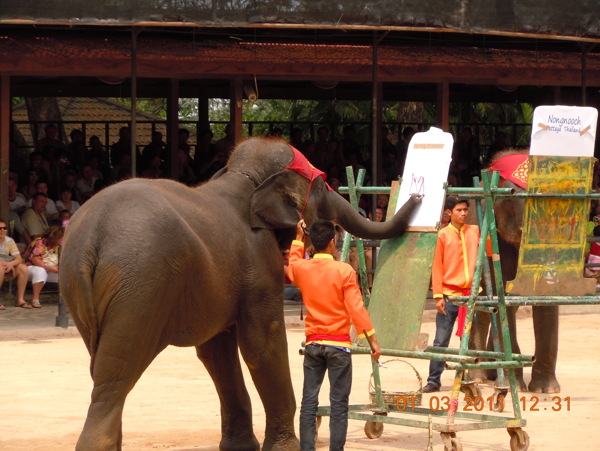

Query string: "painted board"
[[395, 127, 453, 231], [531, 105, 597, 157], [365, 181, 440, 351], [508, 156, 596, 296]]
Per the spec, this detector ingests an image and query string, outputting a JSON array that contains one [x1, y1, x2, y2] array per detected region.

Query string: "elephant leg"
[[528, 305, 560, 393], [237, 302, 299, 451], [76, 321, 166, 451], [468, 311, 490, 383], [504, 306, 528, 391], [195, 328, 260, 451]]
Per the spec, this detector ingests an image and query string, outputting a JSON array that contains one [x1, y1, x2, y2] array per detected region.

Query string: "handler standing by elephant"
[[422, 195, 480, 393], [287, 219, 381, 451]]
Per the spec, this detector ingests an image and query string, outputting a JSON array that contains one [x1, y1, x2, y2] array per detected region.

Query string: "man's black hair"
[[444, 195, 468, 211], [309, 220, 336, 252]]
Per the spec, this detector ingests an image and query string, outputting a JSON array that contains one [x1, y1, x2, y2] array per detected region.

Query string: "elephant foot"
[[220, 433, 260, 451], [528, 374, 560, 394], [468, 369, 487, 384], [262, 431, 300, 451], [515, 375, 528, 392]]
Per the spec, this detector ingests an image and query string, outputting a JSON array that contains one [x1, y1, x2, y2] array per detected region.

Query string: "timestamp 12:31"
[[394, 395, 571, 412]]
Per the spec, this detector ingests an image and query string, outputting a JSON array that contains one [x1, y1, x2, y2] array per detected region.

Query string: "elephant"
[[470, 150, 561, 393], [59, 137, 422, 451]]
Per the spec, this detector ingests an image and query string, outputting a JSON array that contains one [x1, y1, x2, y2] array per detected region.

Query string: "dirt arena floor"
[[1, 302, 599, 450]]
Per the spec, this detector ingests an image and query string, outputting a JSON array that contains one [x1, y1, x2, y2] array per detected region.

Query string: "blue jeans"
[[299, 344, 352, 451], [427, 301, 459, 388]]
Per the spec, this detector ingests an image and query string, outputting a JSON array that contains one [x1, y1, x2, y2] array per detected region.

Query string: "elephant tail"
[[61, 244, 101, 378], [79, 260, 100, 377]]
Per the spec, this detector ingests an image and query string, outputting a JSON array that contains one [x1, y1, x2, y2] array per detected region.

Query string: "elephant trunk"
[[320, 192, 422, 240]]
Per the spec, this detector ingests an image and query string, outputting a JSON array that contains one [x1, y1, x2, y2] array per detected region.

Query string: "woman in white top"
[[55, 187, 81, 215]]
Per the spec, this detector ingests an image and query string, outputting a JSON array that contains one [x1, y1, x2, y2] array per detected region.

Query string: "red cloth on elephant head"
[[285, 146, 333, 191], [489, 154, 529, 189]]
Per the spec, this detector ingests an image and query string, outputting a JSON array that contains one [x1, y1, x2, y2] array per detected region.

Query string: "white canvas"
[[395, 127, 453, 228], [531, 105, 598, 157]]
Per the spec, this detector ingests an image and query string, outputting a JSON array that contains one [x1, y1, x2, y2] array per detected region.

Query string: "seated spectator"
[[178, 128, 191, 155], [23, 225, 63, 308], [115, 166, 132, 182], [110, 126, 132, 168], [585, 224, 600, 280], [178, 149, 197, 186], [55, 187, 81, 215], [58, 210, 72, 229], [376, 194, 389, 218], [193, 129, 218, 178], [88, 155, 105, 180], [21, 193, 50, 245], [8, 211, 27, 245], [141, 131, 167, 170], [19, 168, 40, 201], [0, 218, 31, 310], [215, 123, 235, 158], [62, 171, 84, 205], [8, 177, 27, 216], [368, 206, 385, 223], [197, 148, 228, 181], [76, 164, 97, 202], [67, 128, 86, 168], [141, 155, 165, 179], [111, 153, 132, 183], [35, 123, 66, 155], [27, 150, 53, 190], [26, 181, 59, 224], [88, 135, 110, 179]]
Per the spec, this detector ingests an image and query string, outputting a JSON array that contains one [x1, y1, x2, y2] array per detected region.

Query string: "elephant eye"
[[287, 192, 304, 209]]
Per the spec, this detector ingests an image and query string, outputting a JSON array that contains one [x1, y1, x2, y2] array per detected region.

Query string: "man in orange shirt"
[[287, 219, 381, 451], [422, 195, 480, 393]]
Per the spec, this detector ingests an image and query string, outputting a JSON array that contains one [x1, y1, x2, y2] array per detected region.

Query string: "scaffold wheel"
[[364, 420, 384, 439], [508, 428, 530, 451]]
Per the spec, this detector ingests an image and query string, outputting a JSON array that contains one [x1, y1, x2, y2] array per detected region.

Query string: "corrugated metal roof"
[[0, 1, 598, 41]]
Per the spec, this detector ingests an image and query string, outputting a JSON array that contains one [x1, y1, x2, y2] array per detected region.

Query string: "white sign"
[[531, 105, 598, 157], [395, 127, 453, 228]]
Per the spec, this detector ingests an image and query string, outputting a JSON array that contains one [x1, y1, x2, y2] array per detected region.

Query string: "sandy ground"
[[1, 303, 599, 450]]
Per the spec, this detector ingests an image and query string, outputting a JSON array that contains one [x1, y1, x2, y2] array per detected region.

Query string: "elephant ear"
[[249, 170, 306, 229]]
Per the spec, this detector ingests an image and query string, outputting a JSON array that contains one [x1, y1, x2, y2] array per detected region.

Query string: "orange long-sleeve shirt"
[[431, 223, 480, 300], [286, 240, 375, 348]]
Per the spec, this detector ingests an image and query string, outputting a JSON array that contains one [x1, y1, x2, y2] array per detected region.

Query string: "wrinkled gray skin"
[[470, 152, 560, 393], [60, 138, 422, 451]]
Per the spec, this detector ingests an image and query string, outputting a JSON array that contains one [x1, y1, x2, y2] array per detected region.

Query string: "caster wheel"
[[446, 438, 463, 451], [509, 429, 530, 450], [461, 382, 482, 400], [492, 391, 506, 413], [364, 420, 383, 439], [443, 437, 463, 451], [441, 432, 462, 451], [315, 415, 322, 442]]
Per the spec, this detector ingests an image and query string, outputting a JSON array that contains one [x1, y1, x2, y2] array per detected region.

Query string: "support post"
[[130, 28, 139, 177], [437, 81, 450, 132], [167, 79, 180, 180], [231, 78, 243, 145], [0, 75, 9, 223]]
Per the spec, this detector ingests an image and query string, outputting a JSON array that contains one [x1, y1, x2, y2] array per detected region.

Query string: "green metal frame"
[[322, 168, 535, 447], [325, 161, 600, 448]]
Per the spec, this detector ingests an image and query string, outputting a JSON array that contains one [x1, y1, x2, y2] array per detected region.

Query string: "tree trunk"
[[25, 97, 66, 145]]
